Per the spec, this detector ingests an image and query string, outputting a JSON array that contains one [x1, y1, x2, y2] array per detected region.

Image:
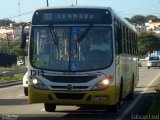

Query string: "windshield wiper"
[[76, 25, 92, 43], [49, 25, 58, 46], [49, 25, 60, 58]]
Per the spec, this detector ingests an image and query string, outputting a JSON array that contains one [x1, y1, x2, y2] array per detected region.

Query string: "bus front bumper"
[[28, 85, 119, 106]]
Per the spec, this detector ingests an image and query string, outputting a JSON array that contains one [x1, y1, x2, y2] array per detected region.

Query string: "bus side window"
[[114, 21, 122, 54]]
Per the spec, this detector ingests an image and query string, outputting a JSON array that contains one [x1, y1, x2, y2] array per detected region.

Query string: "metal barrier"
[[0, 70, 27, 77]]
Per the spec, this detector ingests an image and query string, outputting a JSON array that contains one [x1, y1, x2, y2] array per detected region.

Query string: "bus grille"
[[42, 75, 97, 83], [55, 93, 85, 100], [51, 86, 89, 90]]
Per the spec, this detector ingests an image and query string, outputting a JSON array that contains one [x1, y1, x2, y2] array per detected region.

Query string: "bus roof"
[[35, 6, 112, 11]]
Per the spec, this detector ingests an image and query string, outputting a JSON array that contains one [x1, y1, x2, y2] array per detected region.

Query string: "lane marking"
[[40, 108, 45, 111], [16, 94, 24, 98], [116, 72, 160, 120]]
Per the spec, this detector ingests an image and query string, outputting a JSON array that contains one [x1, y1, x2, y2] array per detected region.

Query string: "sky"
[[0, 0, 160, 22]]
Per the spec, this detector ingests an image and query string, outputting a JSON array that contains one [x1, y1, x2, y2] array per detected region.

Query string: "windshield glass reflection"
[[30, 26, 112, 71]]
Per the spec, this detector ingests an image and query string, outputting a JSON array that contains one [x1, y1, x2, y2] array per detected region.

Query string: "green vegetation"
[[131, 15, 146, 25], [0, 39, 28, 57], [125, 14, 160, 24], [148, 86, 160, 115], [0, 19, 15, 26], [148, 93, 160, 115], [138, 32, 160, 56]]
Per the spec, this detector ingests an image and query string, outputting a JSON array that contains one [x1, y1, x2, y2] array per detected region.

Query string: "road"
[[0, 67, 160, 120]]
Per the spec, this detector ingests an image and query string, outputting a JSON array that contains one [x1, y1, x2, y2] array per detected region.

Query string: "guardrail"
[[0, 69, 27, 88], [0, 69, 27, 77]]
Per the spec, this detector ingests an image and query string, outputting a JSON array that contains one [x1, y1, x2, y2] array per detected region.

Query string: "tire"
[[108, 104, 118, 112], [44, 103, 56, 112], [148, 66, 150, 69], [24, 87, 28, 96], [126, 75, 134, 100]]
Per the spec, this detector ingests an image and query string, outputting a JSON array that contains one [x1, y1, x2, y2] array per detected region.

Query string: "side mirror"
[[20, 32, 26, 49], [20, 22, 30, 49]]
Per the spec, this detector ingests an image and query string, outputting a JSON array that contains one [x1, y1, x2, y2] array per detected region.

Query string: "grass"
[[148, 87, 160, 115]]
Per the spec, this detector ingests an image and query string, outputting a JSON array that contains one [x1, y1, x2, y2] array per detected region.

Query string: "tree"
[[131, 15, 146, 25], [0, 19, 15, 26], [10, 41, 28, 56], [0, 39, 28, 57], [146, 15, 159, 22], [138, 32, 160, 56]]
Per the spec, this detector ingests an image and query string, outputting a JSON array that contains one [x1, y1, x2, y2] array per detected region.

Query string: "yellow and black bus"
[[22, 6, 139, 112]]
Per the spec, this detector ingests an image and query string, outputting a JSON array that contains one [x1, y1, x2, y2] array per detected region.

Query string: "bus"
[[21, 6, 139, 112]]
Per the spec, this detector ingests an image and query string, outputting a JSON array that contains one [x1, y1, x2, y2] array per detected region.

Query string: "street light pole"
[[46, 0, 49, 7], [76, 0, 77, 6]]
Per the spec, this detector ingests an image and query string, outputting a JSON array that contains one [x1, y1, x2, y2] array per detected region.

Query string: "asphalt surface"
[[0, 67, 160, 120]]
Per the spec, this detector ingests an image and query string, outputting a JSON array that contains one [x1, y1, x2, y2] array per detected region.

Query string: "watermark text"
[[1, 114, 18, 120], [131, 114, 159, 120]]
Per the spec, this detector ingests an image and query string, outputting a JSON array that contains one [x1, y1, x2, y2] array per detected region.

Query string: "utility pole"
[[46, 0, 49, 7], [76, 0, 77, 6], [4, 33, 9, 51], [18, 0, 21, 22]]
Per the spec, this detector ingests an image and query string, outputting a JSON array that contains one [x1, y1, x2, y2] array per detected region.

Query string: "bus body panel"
[[116, 55, 139, 99], [28, 85, 119, 105]]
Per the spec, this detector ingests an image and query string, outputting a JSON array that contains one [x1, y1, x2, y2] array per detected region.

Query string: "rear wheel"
[[148, 66, 150, 69], [44, 103, 56, 112], [126, 75, 134, 100]]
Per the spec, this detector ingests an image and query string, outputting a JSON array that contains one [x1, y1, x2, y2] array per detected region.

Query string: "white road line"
[[40, 108, 45, 111], [116, 72, 160, 120], [16, 94, 24, 98]]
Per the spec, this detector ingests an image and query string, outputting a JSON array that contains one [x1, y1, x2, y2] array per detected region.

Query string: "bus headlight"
[[91, 76, 113, 90], [31, 78, 48, 90], [32, 79, 38, 84]]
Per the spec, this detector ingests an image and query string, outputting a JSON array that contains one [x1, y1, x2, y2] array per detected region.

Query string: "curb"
[[0, 80, 22, 88]]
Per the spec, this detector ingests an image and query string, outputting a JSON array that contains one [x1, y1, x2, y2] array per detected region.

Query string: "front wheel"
[[126, 76, 134, 100], [24, 87, 28, 96], [44, 103, 56, 112], [107, 104, 118, 112]]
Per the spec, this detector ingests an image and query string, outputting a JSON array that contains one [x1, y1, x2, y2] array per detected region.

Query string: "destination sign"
[[43, 13, 101, 22], [32, 8, 112, 25]]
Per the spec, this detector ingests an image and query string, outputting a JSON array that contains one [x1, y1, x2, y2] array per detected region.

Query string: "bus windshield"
[[30, 26, 113, 71]]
